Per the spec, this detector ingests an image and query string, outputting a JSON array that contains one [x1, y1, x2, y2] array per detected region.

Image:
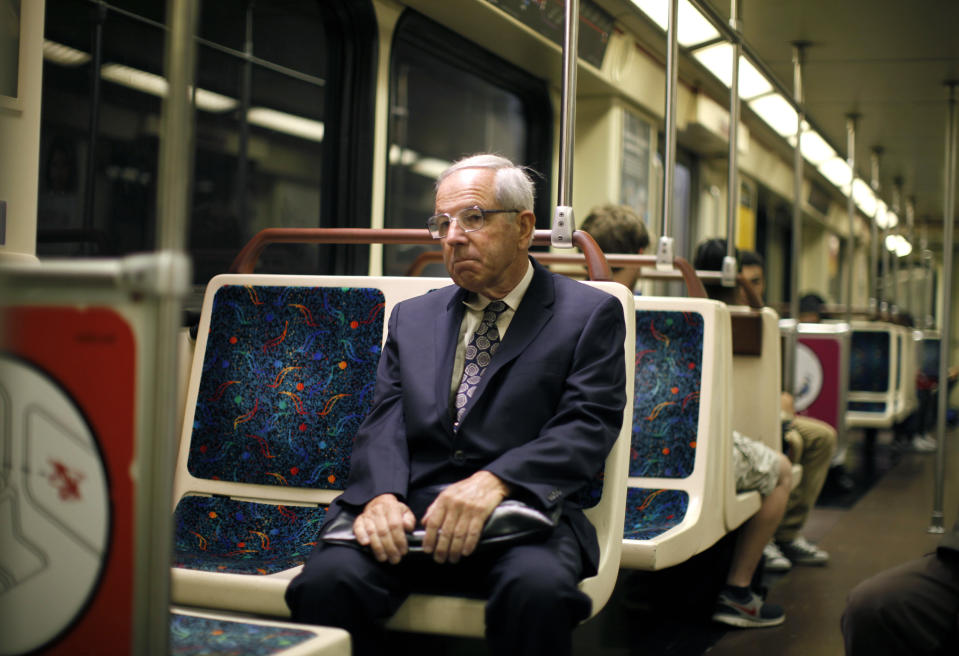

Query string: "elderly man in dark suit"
[[286, 154, 627, 656]]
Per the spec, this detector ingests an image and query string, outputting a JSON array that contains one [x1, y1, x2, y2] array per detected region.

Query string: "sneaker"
[[712, 588, 785, 628], [763, 541, 792, 572], [911, 435, 937, 453], [778, 536, 829, 565]]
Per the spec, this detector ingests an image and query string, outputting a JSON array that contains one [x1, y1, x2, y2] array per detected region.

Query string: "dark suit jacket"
[[334, 258, 627, 572]]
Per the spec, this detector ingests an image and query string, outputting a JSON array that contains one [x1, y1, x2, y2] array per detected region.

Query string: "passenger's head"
[[693, 238, 744, 305], [580, 204, 650, 290], [432, 154, 537, 299], [798, 293, 826, 323], [739, 250, 765, 300]]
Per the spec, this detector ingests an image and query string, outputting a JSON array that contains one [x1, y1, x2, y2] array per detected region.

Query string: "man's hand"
[[421, 471, 510, 564], [353, 494, 416, 564]]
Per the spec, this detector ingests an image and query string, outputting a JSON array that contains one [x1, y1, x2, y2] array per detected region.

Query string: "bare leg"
[[727, 454, 791, 587]]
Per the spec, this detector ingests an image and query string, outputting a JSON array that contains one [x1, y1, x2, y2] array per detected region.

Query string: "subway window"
[[38, 0, 375, 285], [384, 11, 551, 277]]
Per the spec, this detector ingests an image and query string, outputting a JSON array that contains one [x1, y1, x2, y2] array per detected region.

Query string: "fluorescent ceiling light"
[[247, 107, 324, 142], [193, 88, 238, 112], [630, 0, 720, 47], [818, 156, 852, 192], [749, 93, 799, 137], [795, 129, 836, 165], [693, 43, 773, 99], [389, 145, 419, 166], [101, 63, 168, 97], [411, 157, 451, 179], [852, 179, 877, 217], [874, 201, 899, 229], [896, 236, 911, 257], [886, 234, 911, 256], [43, 40, 91, 66], [100, 63, 237, 112]]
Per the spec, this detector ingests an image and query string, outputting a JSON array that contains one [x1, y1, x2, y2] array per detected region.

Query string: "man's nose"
[[445, 219, 469, 242]]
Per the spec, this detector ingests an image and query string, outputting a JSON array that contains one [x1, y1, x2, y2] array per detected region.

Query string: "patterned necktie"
[[454, 300, 508, 425]]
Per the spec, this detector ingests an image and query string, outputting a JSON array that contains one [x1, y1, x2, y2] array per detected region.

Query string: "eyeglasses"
[[426, 206, 520, 239]]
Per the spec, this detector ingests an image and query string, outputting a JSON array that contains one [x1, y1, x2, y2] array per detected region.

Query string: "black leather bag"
[[321, 498, 561, 555]]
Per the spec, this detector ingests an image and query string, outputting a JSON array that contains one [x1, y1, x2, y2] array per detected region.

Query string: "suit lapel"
[[458, 261, 555, 421], [436, 287, 468, 428]]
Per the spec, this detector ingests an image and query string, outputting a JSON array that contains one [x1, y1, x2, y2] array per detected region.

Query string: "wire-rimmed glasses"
[[427, 206, 520, 239]]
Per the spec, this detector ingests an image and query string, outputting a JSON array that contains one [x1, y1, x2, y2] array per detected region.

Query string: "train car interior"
[[1, 0, 958, 654]]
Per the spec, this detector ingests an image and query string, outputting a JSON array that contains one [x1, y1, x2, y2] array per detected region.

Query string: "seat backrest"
[[172, 275, 447, 583], [174, 274, 448, 507], [847, 320, 898, 427], [730, 307, 782, 452], [620, 296, 752, 570]]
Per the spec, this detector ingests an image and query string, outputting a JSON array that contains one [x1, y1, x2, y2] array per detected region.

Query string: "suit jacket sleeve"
[[482, 291, 626, 511]]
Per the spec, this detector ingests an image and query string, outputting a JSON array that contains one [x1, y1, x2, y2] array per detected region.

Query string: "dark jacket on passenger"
[[332, 258, 627, 573]]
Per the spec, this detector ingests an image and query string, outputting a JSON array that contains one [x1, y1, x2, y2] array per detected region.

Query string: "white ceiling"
[[709, 0, 959, 229]]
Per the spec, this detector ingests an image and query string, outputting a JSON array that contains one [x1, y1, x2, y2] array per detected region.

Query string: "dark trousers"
[[842, 553, 959, 655], [286, 518, 592, 656]]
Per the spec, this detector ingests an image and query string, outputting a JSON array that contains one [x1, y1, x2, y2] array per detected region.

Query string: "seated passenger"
[[580, 203, 650, 290], [739, 250, 836, 570], [285, 154, 628, 656], [842, 512, 959, 655], [693, 238, 793, 628]]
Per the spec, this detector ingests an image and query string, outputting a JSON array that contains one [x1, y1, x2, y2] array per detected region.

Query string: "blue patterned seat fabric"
[[848, 401, 887, 413], [624, 309, 703, 541], [849, 330, 891, 392], [170, 612, 318, 655], [631, 310, 703, 479], [623, 488, 689, 540], [174, 284, 384, 574], [173, 495, 328, 575]]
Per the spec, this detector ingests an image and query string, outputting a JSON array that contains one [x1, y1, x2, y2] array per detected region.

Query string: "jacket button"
[[452, 450, 466, 465]]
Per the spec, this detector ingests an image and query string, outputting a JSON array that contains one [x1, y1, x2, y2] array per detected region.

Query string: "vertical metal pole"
[[891, 180, 904, 313], [869, 149, 881, 315], [236, 1, 254, 230], [922, 225, 935, 330], [931, 82, 957, 533], [82, 2, 107, 254], [845, 115, 858, 323], [907, 198, 919, 321], [785, 42, 805, 395], [880, 205, 891, 315], [722, 0, 742, 288], [656, 0, 679, 269], [552, 0, 579, 247], [146, 1, 198, 652]]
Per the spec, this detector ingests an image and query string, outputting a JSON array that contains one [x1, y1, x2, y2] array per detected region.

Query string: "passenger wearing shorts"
[[711, 431, 793, 628]]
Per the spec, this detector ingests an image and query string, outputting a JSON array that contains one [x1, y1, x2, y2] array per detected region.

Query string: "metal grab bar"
[[408, 250, 707, 299], [229, 228, 613, 281]]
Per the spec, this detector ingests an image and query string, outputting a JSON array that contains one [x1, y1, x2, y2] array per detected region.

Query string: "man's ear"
[[517, 210, 536, 246]]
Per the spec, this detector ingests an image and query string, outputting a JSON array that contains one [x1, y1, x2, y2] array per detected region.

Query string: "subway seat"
[[171, 274, 444, 615], [171, 274, 634, 640], [846, 321, 907, 429], [728, 306, 801, 507], [170, 607, 350, 655], [620, 296, 758, 571]]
